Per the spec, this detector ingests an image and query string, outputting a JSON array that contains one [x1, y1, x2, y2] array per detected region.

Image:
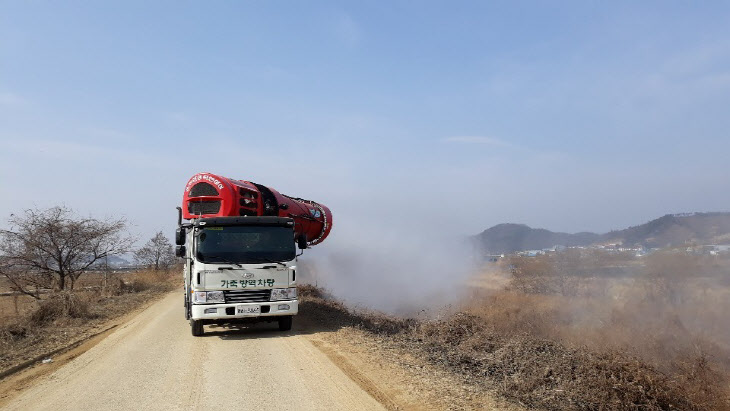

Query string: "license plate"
[[236, 305, 261, 316]]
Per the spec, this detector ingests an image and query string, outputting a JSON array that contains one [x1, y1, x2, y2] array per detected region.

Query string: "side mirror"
[[175, 228, 185, 245], [175, 245, 186, 258], [296, 235, 308, 250]]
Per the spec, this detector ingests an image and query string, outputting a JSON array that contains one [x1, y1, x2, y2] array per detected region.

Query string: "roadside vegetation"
[[0, 207, 179, 375], [0, 268, 179, 374], [299, 251, 730, 410]]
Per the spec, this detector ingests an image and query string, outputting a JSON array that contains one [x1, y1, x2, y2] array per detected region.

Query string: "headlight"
[[270, 288, 297, 301], [206, 291, 224, 303], [192, 291, 225, 304]]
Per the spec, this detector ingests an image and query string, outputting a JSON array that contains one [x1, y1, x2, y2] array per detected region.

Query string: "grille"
[[224, 289, 272, 304], [190, 182, 219, 197], [188, 201, 221, 215]]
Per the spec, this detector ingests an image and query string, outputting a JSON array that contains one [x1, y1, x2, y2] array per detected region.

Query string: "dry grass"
[[298, 251, 730, 410], [29, 292, 94, 324], [0, 268, 180, 374], [466, 253, 730, 409], [415, 311, 726, 410], [495, 255, 730, 364], [0, 294, 36, 320]]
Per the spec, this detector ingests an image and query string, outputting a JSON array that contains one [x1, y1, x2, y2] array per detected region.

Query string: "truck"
[[175, 172, 333, 336]]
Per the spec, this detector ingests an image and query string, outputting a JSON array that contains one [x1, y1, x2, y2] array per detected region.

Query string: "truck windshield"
[[195, 226, 295, 264]]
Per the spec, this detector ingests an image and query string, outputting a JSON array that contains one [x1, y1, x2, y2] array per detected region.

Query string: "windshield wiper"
[[246, 257, 288, 267], [199, 254, 243, 268]]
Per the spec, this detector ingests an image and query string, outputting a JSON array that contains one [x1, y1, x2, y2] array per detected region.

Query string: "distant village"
[[485, 243, 730, 262]]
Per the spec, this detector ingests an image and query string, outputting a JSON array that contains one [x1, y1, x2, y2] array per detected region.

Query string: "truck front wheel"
[[191, 320, 204, 336], [278, 316, 293, 331]]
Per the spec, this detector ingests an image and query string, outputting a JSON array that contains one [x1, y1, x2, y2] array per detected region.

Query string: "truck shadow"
[[202, 323, 299, 340], [202, 298, 410, 341]]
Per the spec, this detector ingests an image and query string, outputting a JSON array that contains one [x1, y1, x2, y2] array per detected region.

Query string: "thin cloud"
[[334, 13, 362, 47], [82, 126, 136, 141], [0, 92, 26, 107], [442, 136, 515, 148]]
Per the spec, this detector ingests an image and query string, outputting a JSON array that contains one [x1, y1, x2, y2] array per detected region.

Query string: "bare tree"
[[135, 231, 174, 271], [0, 206, 135, 298]]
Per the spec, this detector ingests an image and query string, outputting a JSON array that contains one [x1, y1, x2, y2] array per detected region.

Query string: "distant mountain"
[[475, 212, 730, 254], [475, 223, 600, 254], [105, 255, 132, 267], [89, 255, 133, 268], [605, 212, 730, 248]]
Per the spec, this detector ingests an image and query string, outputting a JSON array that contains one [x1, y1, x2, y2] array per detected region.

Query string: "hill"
[[88, 255, 133, 268], [475, 212, 730, 254], [475, 223, 600, 254], [605, 212, 730, 248]]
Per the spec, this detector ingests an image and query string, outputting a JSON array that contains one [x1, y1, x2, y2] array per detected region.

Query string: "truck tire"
[[191, 320, 204, 336], [278, 316, 293, 331]]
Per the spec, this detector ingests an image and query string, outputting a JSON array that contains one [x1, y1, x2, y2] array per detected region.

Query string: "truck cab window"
[[195, 226, 295, 264]]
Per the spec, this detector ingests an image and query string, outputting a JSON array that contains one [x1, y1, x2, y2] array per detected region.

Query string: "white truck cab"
[[176, 216, 300, 336]]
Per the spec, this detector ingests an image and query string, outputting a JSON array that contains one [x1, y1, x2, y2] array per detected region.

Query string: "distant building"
[[704, 244, 730, 255]]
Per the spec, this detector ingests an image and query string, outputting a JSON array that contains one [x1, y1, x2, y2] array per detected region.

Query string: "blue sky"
[[1, 1, 729, 244]]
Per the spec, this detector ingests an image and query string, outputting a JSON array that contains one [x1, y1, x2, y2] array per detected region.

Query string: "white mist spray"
[[297, 213, 481, 316]]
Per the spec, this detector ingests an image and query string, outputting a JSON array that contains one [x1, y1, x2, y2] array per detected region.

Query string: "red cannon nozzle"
[[182, 172, 332, 247]]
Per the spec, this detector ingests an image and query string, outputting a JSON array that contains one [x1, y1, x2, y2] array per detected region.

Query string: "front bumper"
[[190, 300, 298, 321]]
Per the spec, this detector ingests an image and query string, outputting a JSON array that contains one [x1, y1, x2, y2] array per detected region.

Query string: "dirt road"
[[4, 293, 385, 410]]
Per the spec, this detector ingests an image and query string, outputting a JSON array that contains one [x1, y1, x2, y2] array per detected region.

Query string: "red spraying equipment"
[[182, 172, 332, 247]]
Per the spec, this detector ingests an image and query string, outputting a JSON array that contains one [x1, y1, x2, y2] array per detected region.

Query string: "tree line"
[[0, 206, 176, 298]]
